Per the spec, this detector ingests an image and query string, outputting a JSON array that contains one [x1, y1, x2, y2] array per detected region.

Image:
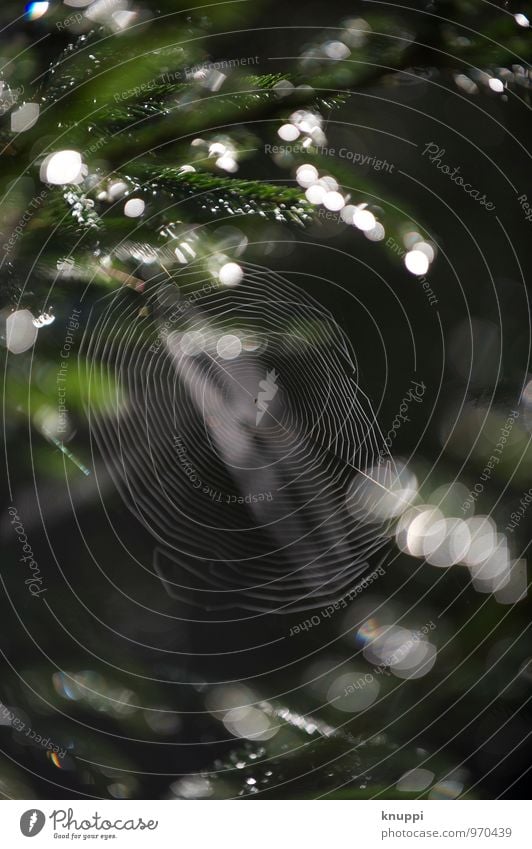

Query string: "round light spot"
[[11, 102, 39, 133], [391, 641, 437, 679], [413, 241, 435, 263], [365, 222, 385, 241], [340, 204, 356, 224], [428, 482, 470, 514], [397, 768, 435, 792], [324, 40, 350, 60], [296, 164, 319, 187], [180, 331, 205, 356], [347, 462, 418, 522], [319, 175, 338, 192], [278, 124, 300, 142], [327, 672, 380, 713], [206, 684, 255, 715], [522, 378, 532, 407], [25, 1, 49, 20], [171, 777, 213, 799], [216, 154, 238, 173], [272, 79, 295, 98], [223, 706, 277, 740], [107, 180, 129, 200], [363, 625, 412, 667], [403, 230, 423, 250], [468, 536, 511, 590], [429, 780, 463, 799], [405, 249, 430, 276], [305, 184, 327, 205], [488, 78, 504, 93], [353, 207, 376, 231], [295, 111, 322, 134], [218, 262, 243, 287], [5, 309, 38, 354], [112, 9, 137, 29], [209, 142, 226, 157], [423, 518, 471, 567], [216, 334, 242, 360], [40, 150, 83, 185], [32, 312, 55, 328], [403, 507, 444, 558], [463, 516, 497, 566], [395, 504, 436, 557], [241, 334, 262, 352], [124, 198, 145, 218], [323, 191, 345, 211]]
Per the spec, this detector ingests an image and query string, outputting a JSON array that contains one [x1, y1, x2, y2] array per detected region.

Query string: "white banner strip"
[[1, 800, 530, 848]]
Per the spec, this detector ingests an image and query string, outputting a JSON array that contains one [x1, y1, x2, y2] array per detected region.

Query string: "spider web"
[[79, 264, 401, 613]]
